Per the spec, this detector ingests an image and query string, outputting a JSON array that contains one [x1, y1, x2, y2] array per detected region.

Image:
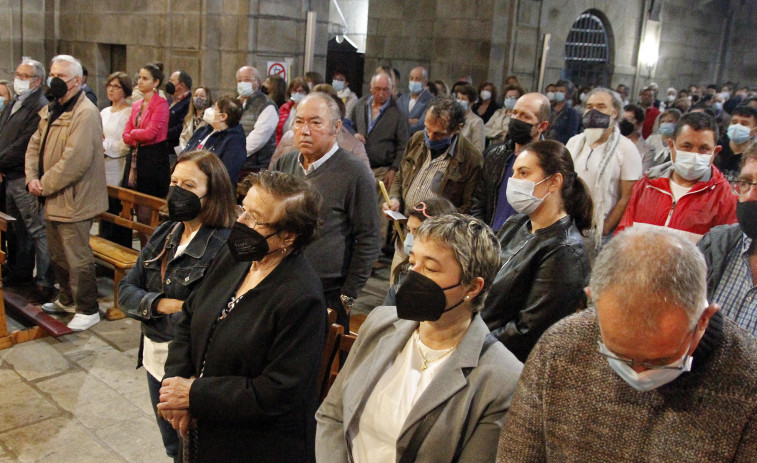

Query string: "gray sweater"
[[274, 148, 380, 297], [497, 309, 757, 462]]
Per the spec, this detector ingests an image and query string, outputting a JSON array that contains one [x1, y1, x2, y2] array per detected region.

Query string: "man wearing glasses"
[[616, 112, 736, 241], [498, 227, 757, 461], [0, 58, 56, 302], [699, 146, 757, 338]]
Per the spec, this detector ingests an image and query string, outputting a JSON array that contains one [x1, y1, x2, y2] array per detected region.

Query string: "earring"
[[465, 295, 470, 300]]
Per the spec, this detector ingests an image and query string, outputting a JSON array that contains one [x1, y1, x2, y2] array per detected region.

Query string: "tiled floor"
[[0, 259, 390, 462]]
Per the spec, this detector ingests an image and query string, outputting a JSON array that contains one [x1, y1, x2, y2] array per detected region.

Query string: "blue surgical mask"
[[403, 233, 414, 255], [47, 76, 52, 88], [408, 81, 423, 95], [712, 101, 723, 112], [728, 123, 753, 144], [504, 97, 517, 110], [553, 91, 566, 103], [424, 128, 451, 151], [456, 99, 469, 112], [598, 341, 692, 392], [674, 148, 711, 181], [659, 122, 675, 136], [0, 97, 4, 112], [332, 80, 345, 92]]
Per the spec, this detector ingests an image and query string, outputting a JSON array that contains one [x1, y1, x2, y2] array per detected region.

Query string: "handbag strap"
[[399, 332, 498, 463]]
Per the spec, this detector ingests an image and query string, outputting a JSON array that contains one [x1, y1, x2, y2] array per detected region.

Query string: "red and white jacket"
[[616, 162, 737, 237]]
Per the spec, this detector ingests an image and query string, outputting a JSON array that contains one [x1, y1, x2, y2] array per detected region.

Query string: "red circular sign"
[[268, 63, 286, 77]]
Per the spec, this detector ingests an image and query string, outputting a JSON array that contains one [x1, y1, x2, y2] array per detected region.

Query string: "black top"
[[482, 214, 590, 362], [164, 249, 326, 462]]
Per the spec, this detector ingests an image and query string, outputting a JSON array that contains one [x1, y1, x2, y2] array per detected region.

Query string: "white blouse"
[[351, 332, 452, 463], [101, 106, 131, 158]]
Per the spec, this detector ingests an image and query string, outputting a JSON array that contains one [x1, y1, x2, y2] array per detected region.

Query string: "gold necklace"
[[414, 329, 457, 371]]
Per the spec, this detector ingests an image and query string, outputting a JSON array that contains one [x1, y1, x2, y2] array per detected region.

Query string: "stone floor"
[[0, 259, 390, 462]]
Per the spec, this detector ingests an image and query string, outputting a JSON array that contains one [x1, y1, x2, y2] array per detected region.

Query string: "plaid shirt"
[[712, 234, 757, 337]]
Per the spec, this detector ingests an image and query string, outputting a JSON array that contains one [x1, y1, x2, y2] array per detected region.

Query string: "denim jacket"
[[118, 221, 230, 345]]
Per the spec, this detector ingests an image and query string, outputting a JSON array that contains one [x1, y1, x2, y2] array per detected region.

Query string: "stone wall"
[[4, 0, 330, 106]]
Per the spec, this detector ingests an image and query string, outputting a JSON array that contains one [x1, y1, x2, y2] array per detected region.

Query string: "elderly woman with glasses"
[[317, 214, 523, 463], [158, 171, 326, 463]]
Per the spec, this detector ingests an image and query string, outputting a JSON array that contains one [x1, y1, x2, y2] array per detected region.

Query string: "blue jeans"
[[146, 371, 180, 458], [5, 177, 54, 286]]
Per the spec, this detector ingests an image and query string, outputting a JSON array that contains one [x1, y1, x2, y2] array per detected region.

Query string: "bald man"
[[471, 92, 551, 231]]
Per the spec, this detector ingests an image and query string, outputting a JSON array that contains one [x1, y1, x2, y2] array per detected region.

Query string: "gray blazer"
[[316, 306, 523, 463]]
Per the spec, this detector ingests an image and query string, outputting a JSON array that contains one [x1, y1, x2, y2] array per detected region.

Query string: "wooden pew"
[[91, 185, 166, 320]]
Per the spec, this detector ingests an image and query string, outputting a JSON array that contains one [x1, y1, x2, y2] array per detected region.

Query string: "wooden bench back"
[[99, 185, 167, 236]]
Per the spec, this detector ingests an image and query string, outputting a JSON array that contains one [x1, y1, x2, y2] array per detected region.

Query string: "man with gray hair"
[[274, 92, 380, 332], [0, 58, 55, 300], [25, 54, 108, 331], [236, 65, 278, 172], [497, 227, 757, 461], [566, 87, 642, 252]]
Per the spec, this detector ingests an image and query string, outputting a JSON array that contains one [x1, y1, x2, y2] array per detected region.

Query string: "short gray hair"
[[51, 55, 83, 79], [371, 71, 394, 92], [587, 87, 623, 116], [414, 213, 501, 312], [299, 92, 341, 128], [590, 227, 708, 329], [20, 57, 45, 82]]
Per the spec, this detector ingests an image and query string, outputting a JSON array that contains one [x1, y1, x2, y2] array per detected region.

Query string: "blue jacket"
[[397, 89, 433, 134], [118, 221, 230, 348], [184, 124, 247, 186]]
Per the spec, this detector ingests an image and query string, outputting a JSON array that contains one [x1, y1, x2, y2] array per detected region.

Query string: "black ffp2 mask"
[[737, 200, 757, 240], [165, 82, 176, 95], [49, 77, 69, 100], [167, 186, 203, 222], [619, 119, 636, 136], [226, 222, 278, 262], [582, 109, 612, 129], [508, 118, 536, 145], [395, 271, 464, 321]]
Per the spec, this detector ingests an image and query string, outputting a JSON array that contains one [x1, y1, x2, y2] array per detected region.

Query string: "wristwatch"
[[340, 294, 356, 311]]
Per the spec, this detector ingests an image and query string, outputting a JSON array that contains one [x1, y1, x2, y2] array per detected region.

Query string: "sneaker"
[[67, 313, 101, 331], [41, 299, 76, 314]]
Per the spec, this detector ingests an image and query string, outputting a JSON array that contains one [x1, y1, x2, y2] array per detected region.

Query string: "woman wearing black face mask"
[[317, 214, 523, 463], [158, 171, 325, 463], [118, 150, 237, 460]]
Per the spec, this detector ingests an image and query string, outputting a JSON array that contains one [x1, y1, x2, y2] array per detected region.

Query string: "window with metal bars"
[[564, 11, 613, 88]]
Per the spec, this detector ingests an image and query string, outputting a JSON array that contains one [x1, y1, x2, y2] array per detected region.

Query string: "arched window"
[[564, 10, 614, 88]]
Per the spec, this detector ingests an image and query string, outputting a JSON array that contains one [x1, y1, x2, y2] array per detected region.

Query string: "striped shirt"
[[712, 234, 757, 337], [404, 138, 457, 209]]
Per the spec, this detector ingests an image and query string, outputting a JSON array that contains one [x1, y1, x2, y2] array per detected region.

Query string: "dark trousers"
[[146, 371, 180, 458]]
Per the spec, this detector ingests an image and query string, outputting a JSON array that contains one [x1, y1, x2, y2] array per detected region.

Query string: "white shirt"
[[408, 96, 418, 113], [101, 106, 131, 158], [351, 332, 451, 463], [245, 104, 279, 156], [669, 178, 693, 202], [567, 134, 642, 218], [300, 143, 339, 174]]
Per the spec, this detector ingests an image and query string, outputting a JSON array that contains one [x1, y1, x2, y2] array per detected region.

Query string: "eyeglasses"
[[292, 118, 326, 131], [596, 331, 695, 371], [735, 179, 757, 195], [238, 209, 273, 229], [14, 73, 36, 80], [106, 84, 123, 90], [412, 202, 433, 219]]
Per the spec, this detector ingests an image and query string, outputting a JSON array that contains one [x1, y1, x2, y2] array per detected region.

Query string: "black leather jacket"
[[470, 139, 515, 227], [482, 214, 590, 362]]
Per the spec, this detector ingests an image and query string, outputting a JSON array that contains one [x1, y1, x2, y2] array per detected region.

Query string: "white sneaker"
[[41, 299, 76, 314], [67, 313, 101, 331]]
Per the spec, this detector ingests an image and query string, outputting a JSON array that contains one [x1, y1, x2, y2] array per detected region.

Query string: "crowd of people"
[[0, 53, 756, 462]]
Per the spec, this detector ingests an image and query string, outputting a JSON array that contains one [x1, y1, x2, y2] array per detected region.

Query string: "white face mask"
[[506, 175, 552, 216], [598, 341, 692, 392], [480, 90, 492, 101], [674, 148, 711, 181], [13, 78, 31, 95], [291, 92, 305, 104], [237, 81, 254, 97], [202, 107, 217, 125], [545, 91, 555, 102], [403, 233, 414, 255]]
